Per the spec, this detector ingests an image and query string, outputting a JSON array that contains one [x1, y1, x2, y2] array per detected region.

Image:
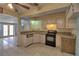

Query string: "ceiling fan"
[[8, 3, 40, 15], [8, 3, 39, 11]]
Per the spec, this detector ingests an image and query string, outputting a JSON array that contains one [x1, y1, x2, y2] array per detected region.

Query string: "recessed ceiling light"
[[8, 4, 13, 9]]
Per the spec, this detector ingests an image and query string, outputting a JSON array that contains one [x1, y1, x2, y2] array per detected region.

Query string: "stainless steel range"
[[45, 30, 57, 47]]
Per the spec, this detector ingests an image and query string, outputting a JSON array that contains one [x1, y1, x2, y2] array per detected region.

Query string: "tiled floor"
[[19, 43, 73, 56], [0, 37, 17, 48], [0, 37, 73, 56]]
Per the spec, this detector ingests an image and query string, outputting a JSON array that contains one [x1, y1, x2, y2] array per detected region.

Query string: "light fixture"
[[46, 24, 57, 30], [8, 3, 13, 9]]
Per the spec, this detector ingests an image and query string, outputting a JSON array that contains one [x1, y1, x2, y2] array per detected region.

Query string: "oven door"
[[46, 34, 56, 47]]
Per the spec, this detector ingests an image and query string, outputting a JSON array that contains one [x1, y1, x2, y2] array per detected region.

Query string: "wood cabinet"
[[56, 33, 62, 48], [61, 37, 76, 54]]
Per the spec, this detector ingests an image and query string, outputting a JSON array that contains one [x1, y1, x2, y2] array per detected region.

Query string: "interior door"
[[3, 24, 15, 37], [9, 25, 14, 36], [3, 24, 8, 37]]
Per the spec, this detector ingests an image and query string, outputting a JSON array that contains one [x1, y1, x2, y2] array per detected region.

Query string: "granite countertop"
[[57, 31, 76, 39], [61, 35, 76, 39], [21, 30, 76, 39], [21, 31, 47, 35]]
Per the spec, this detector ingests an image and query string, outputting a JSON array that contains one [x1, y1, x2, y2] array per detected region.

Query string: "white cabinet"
[[21, 34, 26, 47], [33, 34, 41, 43], [56, 33, 62, 48], [33, 34, 45, 44], [21, 34, 33, 47], [25, 37, 33, 47], [40, 34, 45, 44], [21, 33, 46, 47]]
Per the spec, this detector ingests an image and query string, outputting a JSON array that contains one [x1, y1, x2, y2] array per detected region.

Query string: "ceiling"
[[0, 3, 70, 17]]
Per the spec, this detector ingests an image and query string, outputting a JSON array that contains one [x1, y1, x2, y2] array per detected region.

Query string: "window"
[[31, 20, 42, 30], [21, 19, 30, 31]]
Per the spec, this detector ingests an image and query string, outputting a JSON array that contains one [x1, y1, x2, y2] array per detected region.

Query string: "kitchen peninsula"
[[21, 31, 47, 47]]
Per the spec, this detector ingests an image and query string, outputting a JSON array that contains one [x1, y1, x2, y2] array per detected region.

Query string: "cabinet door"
[[21, 34, 33, 47], [40, 35, 45, 44], [25, 37, 33, 46], [33, 34, 41, 43], [56, 34, 61, 48], [21, 34, 26, 46], [27, 37, 33, 44], [61, 38, 75, 54]]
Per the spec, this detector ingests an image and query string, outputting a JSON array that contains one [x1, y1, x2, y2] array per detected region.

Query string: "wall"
[[36, 12, 76, 48], [34, 12, 65, 48], [0, 14, 18, 23], [76, 17, 79, 56], [37, 12, 66, 30]]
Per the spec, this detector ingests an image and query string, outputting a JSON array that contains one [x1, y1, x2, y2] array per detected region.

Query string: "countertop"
[[21, 31, 47, 35], [20, 30, 76, 39]]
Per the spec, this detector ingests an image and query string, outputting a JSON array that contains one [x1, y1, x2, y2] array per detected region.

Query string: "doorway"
[[3, 24, 15, 37], [0, 23, 18, 48]]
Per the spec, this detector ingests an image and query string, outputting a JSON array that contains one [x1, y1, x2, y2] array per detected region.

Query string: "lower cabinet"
[[21, 34, 46, 47], [21, 34, 33, 47], [33, 34, 41, 43], [61, 38, 76, 55], [21, 34, 26, 47], [33, 34, 45, 44], [56, 33, 62, 48], [40, 34, 45, 44], [25, 37, 33, 47]]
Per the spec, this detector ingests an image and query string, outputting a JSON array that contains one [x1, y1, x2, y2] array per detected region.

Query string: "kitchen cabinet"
[[33, 34, 45, 44], [21, 34, 26, 47], [25, 34, 33, 47], [56, 33, 62, 48], [40, 34, 45, 44], [61, 38, 75, 54], [33, 34, 41, 43], [21, 34, 33, 47], [21, 31, 46, 47], [61, 31, 76, 55]]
